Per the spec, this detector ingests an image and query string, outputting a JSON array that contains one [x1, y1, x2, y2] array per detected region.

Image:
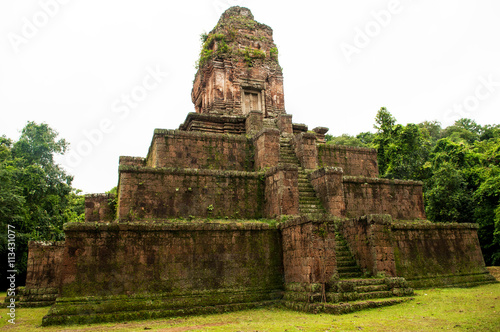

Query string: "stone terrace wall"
[[85, 194, 116, 222], [340, 215, 496, 288], [146, 129, 254, 171], [59, 222, 283, 296], [340, 215, 396, 277], [45, 222, 283, 325], [26, 241, 65, 289], [317, 145, 378, 177], [391, 222, 495, 288], [280, 217, 337, 284], [343, 176, 425, 220], [118, 166, 264, 220]]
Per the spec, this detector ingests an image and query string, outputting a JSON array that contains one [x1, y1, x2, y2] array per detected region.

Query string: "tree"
[[372, 108, 431, 180], [384, 123, 431, 180], [373, 107, 396, 175], [0, 122, 80, 290]]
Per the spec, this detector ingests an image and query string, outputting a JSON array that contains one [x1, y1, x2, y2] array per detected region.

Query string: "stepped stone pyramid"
[[12, 6, 496, 326]]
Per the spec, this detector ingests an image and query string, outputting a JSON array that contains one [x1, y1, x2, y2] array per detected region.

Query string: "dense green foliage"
[[0, 122, 84, 289], [327, 108, 500, 265]]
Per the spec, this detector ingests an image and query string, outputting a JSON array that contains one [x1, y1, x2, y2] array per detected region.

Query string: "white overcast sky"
[[1, 0, 499, 194]]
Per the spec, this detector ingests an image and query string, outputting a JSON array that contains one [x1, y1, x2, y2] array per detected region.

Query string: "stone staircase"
[[284, 277, 414, 315], [278, 136, 298, 165], [283, 225, 414, 315], [298, 170, 325, 214], [335, 232, 363, 279], [278, 136, 325, 215]]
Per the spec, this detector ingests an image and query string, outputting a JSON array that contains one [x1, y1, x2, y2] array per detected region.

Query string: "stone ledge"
[[265, 163, 298, 177], [277, 214, 341, 230], [119, 165, 262, 179], [343, 176, 423, 186], [405, 272, 498, 289], [153, 128, 250, 142], [318, 144, 377, 153], [84, 193, 114, 198], [252, 127, 280, 141], [43, 299, 281, 326], [309, 167, 344, 181], [64, 221, 278, 232], [178, 112, 247, 129], [391, 222, 479, 230], [119, 156, 146, 166], [27, 241, 65, 248]]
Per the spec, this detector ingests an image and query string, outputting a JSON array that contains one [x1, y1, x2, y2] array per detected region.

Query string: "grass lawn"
[[0, 283, 499, 331]]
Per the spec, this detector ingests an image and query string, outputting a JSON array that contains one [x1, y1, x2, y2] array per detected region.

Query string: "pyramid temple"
[[16, 7, 495, 326]]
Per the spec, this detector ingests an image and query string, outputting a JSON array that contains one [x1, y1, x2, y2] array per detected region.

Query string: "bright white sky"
[[1, 0, 499, 193]]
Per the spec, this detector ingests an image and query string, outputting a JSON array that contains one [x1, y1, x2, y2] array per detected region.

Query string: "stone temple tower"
[[191, 6, 285, 118]]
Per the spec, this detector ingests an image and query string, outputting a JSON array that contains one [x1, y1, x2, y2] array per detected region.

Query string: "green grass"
[[1, 283, 499, 331]]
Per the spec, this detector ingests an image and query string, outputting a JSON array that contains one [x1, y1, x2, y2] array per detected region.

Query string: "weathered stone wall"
[[280, 217, 337, 284], [294, 132, 318, 169], [317, 145, 379, 177], [146, 129, 253, 171], [264, 165, 299, 218], [340, 215, 496, 288], [310, 167, 345, 217], [118, 166, 264, 220], [85, 194, 116, 222], [391, 222, 494, 288], [119, 156, 146, 166], [253, 128, 279, 170], [343, 176, 426, 220], [44, 222, 283, 325], [340, 215, 396, 277], [26, 241, 65, 289], [59, 222, 283, 296]]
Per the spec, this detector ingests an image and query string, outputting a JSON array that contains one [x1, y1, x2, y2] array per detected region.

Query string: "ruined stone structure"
[[14, 6, 496, 326]]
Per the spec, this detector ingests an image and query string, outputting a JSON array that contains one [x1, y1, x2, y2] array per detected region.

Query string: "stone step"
[[329, 278, 387, 288], [319, 297, 413, 314], [300, 209, 325, 214], [339, 272, 364, 279], [326, 290, 395, 303], [284, 297, 414, 315], [299, 206, 323, 210], [338, 266, 362, 273], [336, 255, 356, 262], [299, 198, 319, 204], [355, 284, 389, 293], [337, 260, 358, 267]]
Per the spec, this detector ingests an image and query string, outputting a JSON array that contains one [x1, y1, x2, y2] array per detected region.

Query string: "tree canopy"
[[0, 122, 84, 289]]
